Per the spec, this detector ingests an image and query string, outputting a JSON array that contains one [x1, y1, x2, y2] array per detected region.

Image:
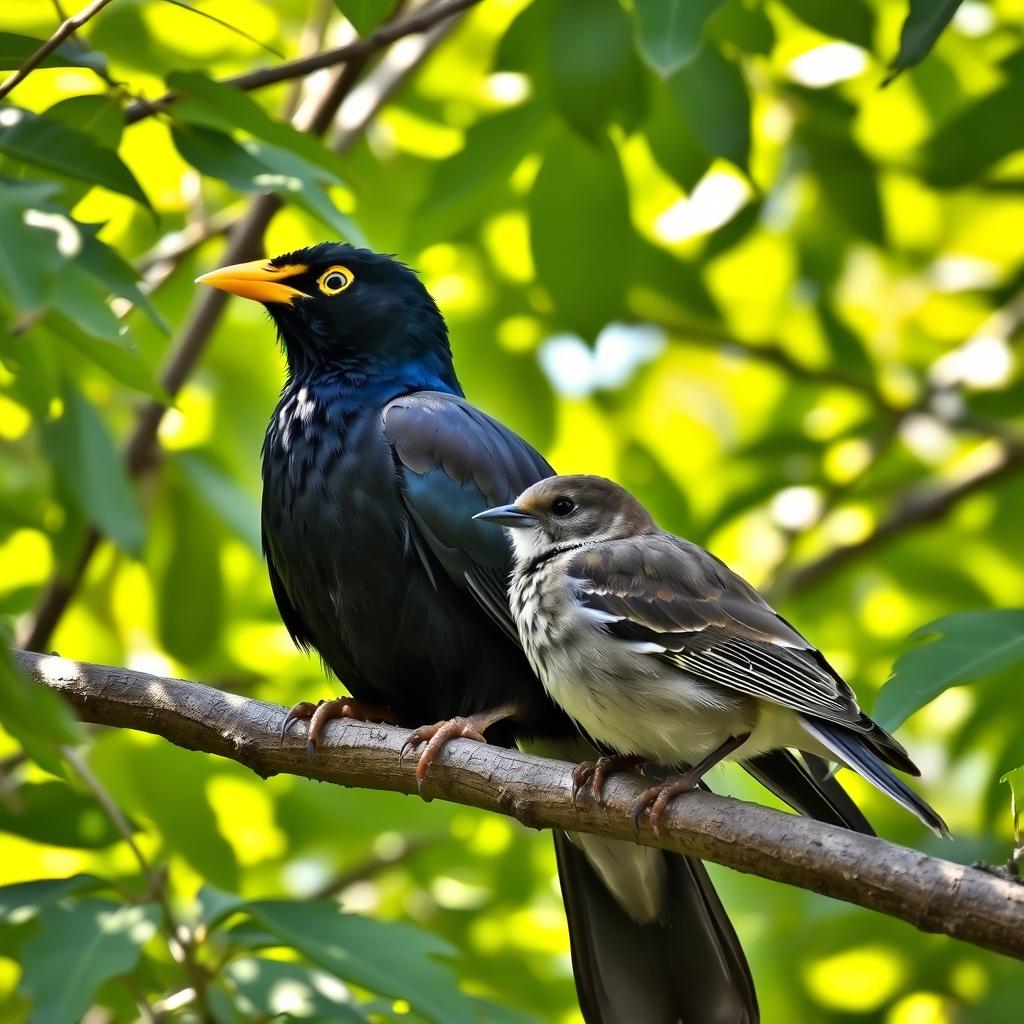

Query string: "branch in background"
[[0, 0, 116, 101], [17, 0, 472, 654], [16, 649, 1024, 962], [123, 0, 479, 124], [771, 441, 1024, 600]]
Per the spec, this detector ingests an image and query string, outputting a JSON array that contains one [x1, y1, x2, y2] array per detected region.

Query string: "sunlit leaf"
[[20, 900, 159, 1023], [0, 780, 136, 849], [0, 639, 81, 776], [0, 32, 108, 75], [246, 900, 483, 1024], [665, 43, 749, 171], [875, 610, 1024, 729], [171, 123, 362, 241], [41, 380, 145, 555], [168, 71, 347, 180], [157, 481, 224, 662], [529, 133, 629, 339], [415, 104, 547, 243], [0, 178, 67, 313], [549, 0, 635, 136], [0, 875, 108, 926], [172, 450, 261, 551], [222, 957, 368, 1022], [885, 0, 964, 84], [777, 0, 874, 48], [633, 0, 725, 78], [334, 0, 391, 36], [0, 107, 149, 210], [1001, 765, 1024, 846]]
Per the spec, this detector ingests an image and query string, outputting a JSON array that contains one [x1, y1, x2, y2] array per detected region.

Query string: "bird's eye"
[[551, 497, 576, 517], [317, 266, 353, 295]]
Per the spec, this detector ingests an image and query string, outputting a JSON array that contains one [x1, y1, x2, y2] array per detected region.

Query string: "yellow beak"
[[195, 259, 309, 305]]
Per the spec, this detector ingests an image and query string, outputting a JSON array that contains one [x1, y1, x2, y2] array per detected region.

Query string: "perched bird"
[[198, 243, 867, 1024], [477, 475, 949, 838]]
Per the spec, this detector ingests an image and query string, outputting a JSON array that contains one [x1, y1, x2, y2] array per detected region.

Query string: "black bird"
[[198, 243, 869, 1023], [477, 475, 948, 837]]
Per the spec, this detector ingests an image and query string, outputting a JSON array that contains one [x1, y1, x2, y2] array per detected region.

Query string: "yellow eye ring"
[[317, 265, 353, 295]]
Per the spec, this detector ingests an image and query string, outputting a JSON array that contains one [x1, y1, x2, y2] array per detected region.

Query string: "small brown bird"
[[476, 475, 948, 837]]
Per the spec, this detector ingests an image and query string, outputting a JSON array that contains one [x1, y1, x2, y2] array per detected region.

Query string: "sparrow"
[[477, 474, 949, 838], [198, 244, 764, 1023]]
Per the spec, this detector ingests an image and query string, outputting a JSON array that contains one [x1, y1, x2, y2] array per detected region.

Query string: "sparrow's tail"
[[554, 830, 758, 1024], [800, 717, 950, 838], [744, 748, 874, 834]]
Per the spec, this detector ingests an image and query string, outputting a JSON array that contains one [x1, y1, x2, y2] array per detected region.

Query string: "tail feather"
[[554, 831, 758, 1024], [801, 717, 949, 838], [744, 749, 874, 835]]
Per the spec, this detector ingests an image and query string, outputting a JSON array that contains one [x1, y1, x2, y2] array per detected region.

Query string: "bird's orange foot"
[[571, 755, 650, 808], [630, 773, 701, 836], [281, 697, 397, 758], [399, 703, 517, 794]]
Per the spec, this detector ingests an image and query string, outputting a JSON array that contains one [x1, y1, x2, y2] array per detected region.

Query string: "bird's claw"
[[400, 716, 490, 795], [280, 696, 394, 758], [630, 775, 699, 836], [572, 755, 649, 810]]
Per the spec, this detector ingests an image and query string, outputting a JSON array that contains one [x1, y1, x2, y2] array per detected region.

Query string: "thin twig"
[[0, 0, 117, 101], [18, 649, 1024, 961], [771, 441, 1024, 600], [123, 0, 480, 124]]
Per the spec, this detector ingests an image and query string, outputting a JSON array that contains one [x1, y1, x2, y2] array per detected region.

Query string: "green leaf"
[[223, 957, 368, 1022], [246, 900, 481, 1024], [0, 642, 81, 777], [415, 104, 545, 243], [0, 106, 149, 209], [777, 0, 874, 48], [529, 133, 630, 339], [172, 450, 261, 551], [644, 73, 712, 191], [885, 0, 964, 84], [333, 0, 390, 36], [0, 32, 108, 75], [633, 0, 725, 78], [195, 884, 247, 930], [1001, 765, 1024, 845], [0, 875, 107, 926], [666, 43, 750, 171], [706, 0, 775, 54], [0, 780, 136, 849], [0, 178, 68, 313], [77, 225, 169, 333], [41, 380, 145, 555], [875, 610, 1024, 729], [44, 311, 166, 399], [168, 71, 347, 181], [549, 0, 635, 136], [923, 52, 1024, 188], [20, 899, 158, 1024], [44, 94, 123, 150], [157, 482, 224, 662], [171, 123, 362, 241]]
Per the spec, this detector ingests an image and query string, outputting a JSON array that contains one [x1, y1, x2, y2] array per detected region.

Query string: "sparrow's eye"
[[317, 266, 353, 295], [551, 497, 576, 517]]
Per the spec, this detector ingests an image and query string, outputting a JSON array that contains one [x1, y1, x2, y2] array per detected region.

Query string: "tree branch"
[[0, 0, 116, 101], [122, 0, 479, 125], [771, 440, 1024, 600], [16, 649, 1024, 962]]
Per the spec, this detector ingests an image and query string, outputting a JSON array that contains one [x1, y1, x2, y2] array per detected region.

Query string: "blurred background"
[[2, 0, 1024, 1021]]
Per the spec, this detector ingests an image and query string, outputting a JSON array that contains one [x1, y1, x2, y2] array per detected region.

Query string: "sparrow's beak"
[[474, 504, 537, 528], [195, 259, 308, 305]]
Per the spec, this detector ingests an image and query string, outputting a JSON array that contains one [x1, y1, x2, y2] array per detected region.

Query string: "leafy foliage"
[[1, 0, 1023, 1021]]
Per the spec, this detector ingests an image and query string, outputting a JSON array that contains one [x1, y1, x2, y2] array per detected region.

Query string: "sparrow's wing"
[[382, 391, 553, 638], [568, 533, 867, 730]]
